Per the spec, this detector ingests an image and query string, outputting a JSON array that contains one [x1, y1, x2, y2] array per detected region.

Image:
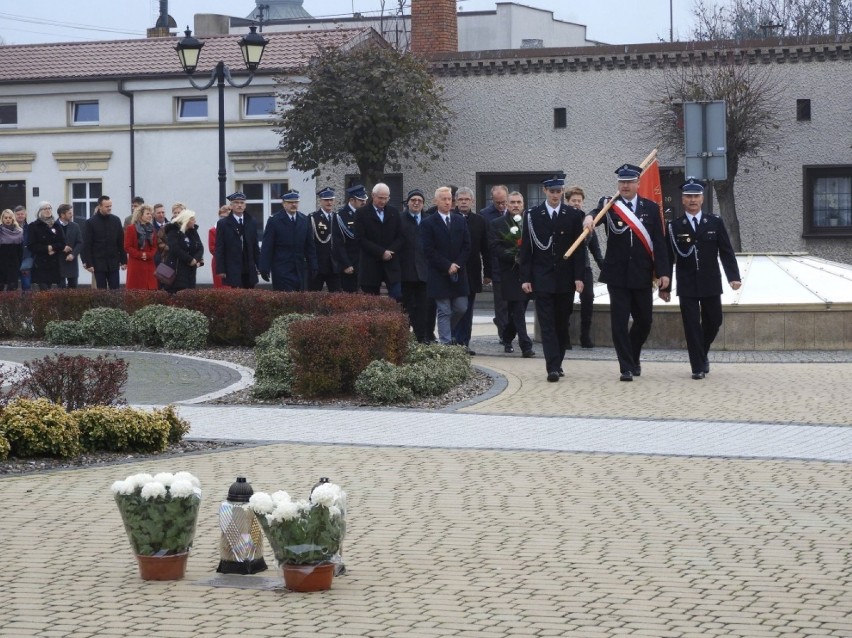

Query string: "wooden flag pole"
[[563, 148, 659, 259]]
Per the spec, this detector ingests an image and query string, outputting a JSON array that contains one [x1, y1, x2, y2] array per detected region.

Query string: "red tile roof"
[[0, 28, 376, 84]]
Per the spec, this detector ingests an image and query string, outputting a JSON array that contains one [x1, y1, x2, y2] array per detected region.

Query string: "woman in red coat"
[[208, 205, 230, 288], [124, 204, 158, 289]]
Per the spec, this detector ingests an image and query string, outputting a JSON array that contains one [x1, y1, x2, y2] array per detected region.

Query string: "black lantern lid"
[[227, 476, 254, 503]]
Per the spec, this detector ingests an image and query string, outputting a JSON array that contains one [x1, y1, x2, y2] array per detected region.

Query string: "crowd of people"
[[0, 163, 740, 381]]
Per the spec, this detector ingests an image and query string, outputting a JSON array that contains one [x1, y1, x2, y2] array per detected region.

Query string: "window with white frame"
[[243, 94, 276, 119], [70, 180, 102, 224], [177, 96, 208, 120], [238, 181, 288, 232], [71, 101, 99, 125], [803, 166, 852, 237], [0, 103, 17, 126]]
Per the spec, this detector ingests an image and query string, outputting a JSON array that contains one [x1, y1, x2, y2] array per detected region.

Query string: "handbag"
[[154, 261, 176, 286]]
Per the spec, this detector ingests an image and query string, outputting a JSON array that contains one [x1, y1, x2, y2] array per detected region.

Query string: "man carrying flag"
[[584, 164, 671, 381]]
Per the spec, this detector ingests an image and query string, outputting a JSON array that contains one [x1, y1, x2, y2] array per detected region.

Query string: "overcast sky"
[[1, 0, 702, 46]]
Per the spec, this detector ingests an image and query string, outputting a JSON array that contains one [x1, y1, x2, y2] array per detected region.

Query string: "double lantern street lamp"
[[175, 26, 269, 205]]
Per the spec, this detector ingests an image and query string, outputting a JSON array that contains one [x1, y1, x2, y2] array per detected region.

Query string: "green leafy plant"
[[76, 406, 170, 453], [111, 471, 202, 556], [152, 307, 209, 349], [0, 398, 81, 458], [248, 482, 346, 565], [44, 320, 86, 345], [353, 360, 414, 404], [80, 307, 133, 346], [0, 434, 10, 461], [252, 313, 312, 398], [130, 304, 172, 347], [154, 405, 190, 444]]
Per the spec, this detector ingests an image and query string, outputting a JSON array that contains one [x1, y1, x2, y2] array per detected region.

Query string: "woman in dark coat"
[[161, 209, 204, 293], [27, 202, 65, 290], [0, 209, 24, 291]]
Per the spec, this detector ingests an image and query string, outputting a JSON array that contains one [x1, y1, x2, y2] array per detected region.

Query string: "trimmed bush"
[[288, 311, 410, 397], [154, 404, 191, 444], [0, 398, 81, 458], [32, 289, 169, 336], [44, 320, 86, 345], [0, 292, 34, 338], [17, 353, 128, 411], [80, 307, 132, 346], [152, 307, 209, 349], [75, 405, 171, 453], [253, 314, 313, 398], [353, 360, 414, 404], [130, 304, 172, 347], [0, 434, 9, 461]]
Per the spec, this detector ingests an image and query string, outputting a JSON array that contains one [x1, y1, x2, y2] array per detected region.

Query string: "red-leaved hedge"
[[287, 311, 410, 397]]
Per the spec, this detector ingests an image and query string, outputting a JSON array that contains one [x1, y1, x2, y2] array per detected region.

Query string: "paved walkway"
[[1, 333, 851, 637]]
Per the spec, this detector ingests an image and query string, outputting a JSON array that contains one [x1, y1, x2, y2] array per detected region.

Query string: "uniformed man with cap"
[[660, 178, 741, 379], [259, 190, 317, 292], [519, 174, 586, 382], [215, 191, 260, 289], [583, 164, 671, 381], [332, 184, 367, 293], [308, 187, 341, 292]]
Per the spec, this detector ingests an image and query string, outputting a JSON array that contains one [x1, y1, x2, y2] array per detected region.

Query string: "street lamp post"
[[175, 26, 269, 205]]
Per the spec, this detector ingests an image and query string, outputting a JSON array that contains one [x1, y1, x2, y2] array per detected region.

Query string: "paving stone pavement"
[[1, 333, 851, 637]]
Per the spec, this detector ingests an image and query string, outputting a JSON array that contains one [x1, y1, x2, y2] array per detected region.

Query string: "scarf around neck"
[[135, 221, 154, 249], [0, 224, 23, 245]]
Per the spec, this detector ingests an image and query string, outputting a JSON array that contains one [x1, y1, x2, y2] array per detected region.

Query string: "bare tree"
[[643, 55, 783, 249], [693, 0, 852, 40]]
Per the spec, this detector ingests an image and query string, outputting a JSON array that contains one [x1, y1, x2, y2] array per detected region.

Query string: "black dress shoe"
[[620, 371, 633, 382], [692, 372, 705, 380], [703, 360, 710, 374], [522, 350, 535, 358], [466, 348, 476, 356], [547, 371, 560, 382], [504, 344, 514, 353], [580, 337, 594, 349], [633, 365, 642, 377], [566, 342, 573, 350], [558, 368, 564, 377]]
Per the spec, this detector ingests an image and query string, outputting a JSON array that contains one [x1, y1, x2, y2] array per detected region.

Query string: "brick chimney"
[[410, 0, 458, 55]]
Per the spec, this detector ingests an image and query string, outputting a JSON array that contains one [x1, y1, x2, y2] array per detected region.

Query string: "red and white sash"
[[611, 200, 654, 261]]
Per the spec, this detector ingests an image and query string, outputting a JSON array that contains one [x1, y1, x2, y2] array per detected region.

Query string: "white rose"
[[509, 226, 519, 235], [248, 492, 275, 515], [110, 480, 135, 495], [513, 214, 522, 223], [268, 500, 301, 523], [173, 472, 200, 488], [152, 472, 174, 486], [271, 490, 292, 505], [140, 482, 167, 500], [128, 473, 155, 489], [168, 479, 195, 498], [311, 483, 345, 508]]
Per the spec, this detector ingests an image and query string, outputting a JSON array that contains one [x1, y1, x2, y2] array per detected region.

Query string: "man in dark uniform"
[[332, 185, 367, 293], [308, 187, 341, 292], [661, 178, 741, 379], [452, 187, 491, 355], [215, 191, 260, 289], [399, 189, 430, 342], [354, 182, 403, 300], [520, 175, 586, 382], [259, 190, 317, 292], [490, 190, 535, 357], [584, 164, 671, 382]]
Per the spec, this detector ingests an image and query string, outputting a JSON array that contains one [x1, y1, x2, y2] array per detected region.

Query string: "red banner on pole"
[[639, 158, 666, 235]]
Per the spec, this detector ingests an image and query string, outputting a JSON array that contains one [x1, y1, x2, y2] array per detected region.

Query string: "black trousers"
[[59, 277, 78, 289], [679, 295, 723, 373], [502, 297, 533, 352], [535, 290, 574, 374], [579, 267, 595, 335], [608, 284, 653, 374], [402, 280, 430, 342], [94, 269, 120, 290], [339, 271, 358, 293], [492, 284, 509, 341], [309, 271, 341, 292]]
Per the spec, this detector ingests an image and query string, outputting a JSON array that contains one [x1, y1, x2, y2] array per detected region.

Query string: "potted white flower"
[[248, 481, 346, 592], [111, 471, 202, 580]]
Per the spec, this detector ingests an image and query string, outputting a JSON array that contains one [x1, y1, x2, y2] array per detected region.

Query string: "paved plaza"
[[0, 329, 850, 637]]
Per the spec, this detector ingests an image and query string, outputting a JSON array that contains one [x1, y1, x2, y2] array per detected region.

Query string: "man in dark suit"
[[452, 187, 491, 354], [308, 187, 341, 292], [422, 186, 471, 345], [332, 184, 367, 293], [479, 185, 510, 345], [490, 191, 535, 357], [259, 190, 317, 292], [399, 189, 430, 343], [82, 195, 126, 289], [354, 182, 403, 300], [215, 191, 260, 289], [584, 164, 671, 381], [661, 178, 741, 379], [56, 203, 82, 289], [520, 175, 586, 382]]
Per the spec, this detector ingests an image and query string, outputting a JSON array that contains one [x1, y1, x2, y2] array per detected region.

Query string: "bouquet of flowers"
[[498, 213, 524, 263], [248, 482, 346, 566], [111, 471, 202, 556]]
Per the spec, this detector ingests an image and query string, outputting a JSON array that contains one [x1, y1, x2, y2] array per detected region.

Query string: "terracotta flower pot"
[[136, 552, 189, 581], [282, 562, 334, 592]]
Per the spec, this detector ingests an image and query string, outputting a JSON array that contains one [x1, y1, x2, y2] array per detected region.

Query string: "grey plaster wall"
[[321, 52, 852, 264]]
